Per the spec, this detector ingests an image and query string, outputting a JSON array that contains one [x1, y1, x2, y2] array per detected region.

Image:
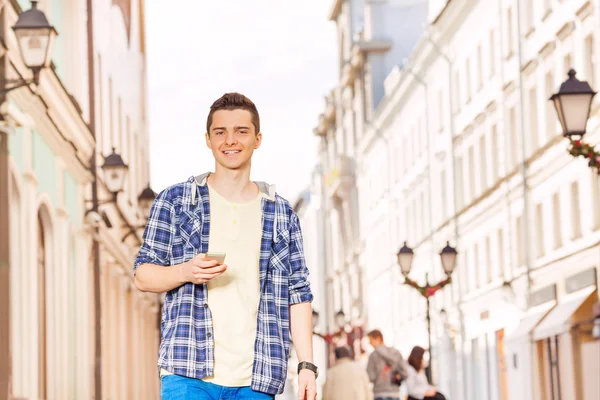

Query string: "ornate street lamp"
[[440, 241, 458, 276], [138, 184, 157, 219], [551, 69, 596, 139], [396, 241, 458, 384], [396, 241, 414, 276], [101, 147, 128, 195], [2, 1, 57, 93], [550, 69, 600, 171]]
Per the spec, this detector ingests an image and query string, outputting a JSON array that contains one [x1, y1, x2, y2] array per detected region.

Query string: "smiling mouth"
[[223, 150, 241, 155]]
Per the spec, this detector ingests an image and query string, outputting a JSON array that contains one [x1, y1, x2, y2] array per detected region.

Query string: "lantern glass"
[[440, 242, 457, 276], [396, 242, 414, 276]]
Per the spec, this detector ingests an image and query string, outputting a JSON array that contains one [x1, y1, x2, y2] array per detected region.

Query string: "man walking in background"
[[134, 93, 318, 400], [366, 329, 408, 400], [322, 346, 373, 400]]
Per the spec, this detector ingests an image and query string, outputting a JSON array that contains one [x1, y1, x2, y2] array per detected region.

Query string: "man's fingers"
[[195, 264, 226, 274]]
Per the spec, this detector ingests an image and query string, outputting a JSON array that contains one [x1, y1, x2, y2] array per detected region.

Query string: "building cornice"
[[328, 0, 343, 21]]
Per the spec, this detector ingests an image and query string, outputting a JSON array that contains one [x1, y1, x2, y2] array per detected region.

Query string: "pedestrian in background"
[[322, 346, 373, 400], [366, 329, 408, 400], [405, 346, 446, 400]]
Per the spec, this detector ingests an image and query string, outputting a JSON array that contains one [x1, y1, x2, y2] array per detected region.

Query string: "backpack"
[[380, 351, 404, 386]]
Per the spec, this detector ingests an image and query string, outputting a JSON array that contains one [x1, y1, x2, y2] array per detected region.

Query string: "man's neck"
[[208, 165, 258, 202]]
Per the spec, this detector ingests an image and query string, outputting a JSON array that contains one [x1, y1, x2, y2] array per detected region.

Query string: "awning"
[[506, 305, 554, 342], [533, 286, 596, 341]]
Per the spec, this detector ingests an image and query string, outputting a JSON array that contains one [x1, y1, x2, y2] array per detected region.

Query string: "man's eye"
[[239, 131, 248, 134], [215, 131, 224, 135]]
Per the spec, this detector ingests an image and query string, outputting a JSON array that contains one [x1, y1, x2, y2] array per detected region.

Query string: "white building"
[[2, 1, 160, 399], [313, 0, 429, 355], [355, 1, 600, 400]]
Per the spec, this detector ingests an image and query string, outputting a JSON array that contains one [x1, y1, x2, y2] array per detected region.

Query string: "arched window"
[[37, 209, 51, 399]]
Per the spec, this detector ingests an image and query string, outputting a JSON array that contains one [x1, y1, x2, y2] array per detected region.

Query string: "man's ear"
[[255, 132, 262, 149], [205, 132, 212, 149]]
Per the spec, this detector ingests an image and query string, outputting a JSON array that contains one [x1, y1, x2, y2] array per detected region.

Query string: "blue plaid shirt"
[[133, 175, 313, 395]]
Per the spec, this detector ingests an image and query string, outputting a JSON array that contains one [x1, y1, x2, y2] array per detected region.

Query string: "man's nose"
[[225, 131, 237, 145]]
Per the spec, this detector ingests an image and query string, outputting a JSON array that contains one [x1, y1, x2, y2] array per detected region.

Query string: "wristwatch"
[[298, 361, 319, 378]]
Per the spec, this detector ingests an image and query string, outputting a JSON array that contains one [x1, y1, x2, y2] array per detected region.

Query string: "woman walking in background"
[[405, 347, 446, 400]]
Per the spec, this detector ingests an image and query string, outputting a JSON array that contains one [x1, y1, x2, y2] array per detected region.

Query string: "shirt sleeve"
[[133, 188, 176, 273], [288, 212, 313, 305]]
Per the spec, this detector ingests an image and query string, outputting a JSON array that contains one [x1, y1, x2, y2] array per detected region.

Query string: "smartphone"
[[204, 252, 226, 264]]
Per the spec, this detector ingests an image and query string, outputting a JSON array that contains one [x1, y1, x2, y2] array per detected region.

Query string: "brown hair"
[[206, 92, 260, 134], [367, 329, 384, 341], [408, 346, 425, 371], [334, 346, 353, 360]]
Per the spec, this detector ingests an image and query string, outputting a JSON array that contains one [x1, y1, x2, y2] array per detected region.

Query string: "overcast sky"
[[145, 0, 338, 203]]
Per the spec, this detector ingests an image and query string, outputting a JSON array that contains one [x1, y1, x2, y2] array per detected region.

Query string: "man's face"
[[368, 337, 381, 348], [205, 109, 262, 170]]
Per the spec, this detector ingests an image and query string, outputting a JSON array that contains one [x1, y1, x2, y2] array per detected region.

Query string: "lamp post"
[[550, 69, 600, 169], [396, 241, 458, 384]]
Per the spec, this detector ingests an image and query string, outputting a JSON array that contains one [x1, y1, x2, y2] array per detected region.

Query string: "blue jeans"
[[161, 374, 274, 400]]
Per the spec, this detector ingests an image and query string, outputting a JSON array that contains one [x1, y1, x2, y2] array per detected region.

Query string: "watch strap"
[[298, 361, 318, 378]]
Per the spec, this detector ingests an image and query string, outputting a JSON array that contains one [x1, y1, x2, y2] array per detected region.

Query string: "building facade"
[[313, 0, 428, 359], [2, 1, 159, 399], [352, 1, 600, 400]]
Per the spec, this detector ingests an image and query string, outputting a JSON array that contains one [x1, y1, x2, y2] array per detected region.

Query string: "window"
[[456, 156, 464, 209], [508, 107, 519, 167], [109, 77, 114, 147], [497, 229, 505, 279], [491, 124, 499, 181], [525, 0, 534, 33], [438, 89, 444, 131], [506, 7, 514, 57], [469, 146, 476, 200], [466, 58, 472, 101], [485, 236, 492, 283], [571, 181, 581, 239], [477, 45, 483, 89], [584, 35, 595, 88], [516, 216, 524, 266], [552, 193, 562, 249], [479, 134, 487, 191], [454, 70, 461, 109], [563, 53, 572, 76], [473, 243, 480, 289], [489, 30, 496, 77], [461, 250, 469, 295], [593, 171, 600, 230], [441, 170, 448, 220], [545, 71, 556, 139], [535, 203, 545, 258], [37, 212, 49, 400], [529, 86, 539, 152]]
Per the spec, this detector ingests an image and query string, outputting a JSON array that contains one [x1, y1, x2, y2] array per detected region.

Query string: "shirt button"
[[204, 303, 208, 309], [207, 332, 212, 338]]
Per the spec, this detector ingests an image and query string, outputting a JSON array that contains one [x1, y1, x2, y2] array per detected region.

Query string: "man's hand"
[[180, 253, 227, 284], [297, 369, 317, 400]]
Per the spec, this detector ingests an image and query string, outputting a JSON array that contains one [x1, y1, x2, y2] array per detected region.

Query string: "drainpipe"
[[0, 5, 11, 399], [515, 0, 533, 301], [86, 0, 102, 398]]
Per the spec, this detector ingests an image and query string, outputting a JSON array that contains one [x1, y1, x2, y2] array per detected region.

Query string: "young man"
[[134, 93, 318, 400], [366, 329, 408, 400]]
